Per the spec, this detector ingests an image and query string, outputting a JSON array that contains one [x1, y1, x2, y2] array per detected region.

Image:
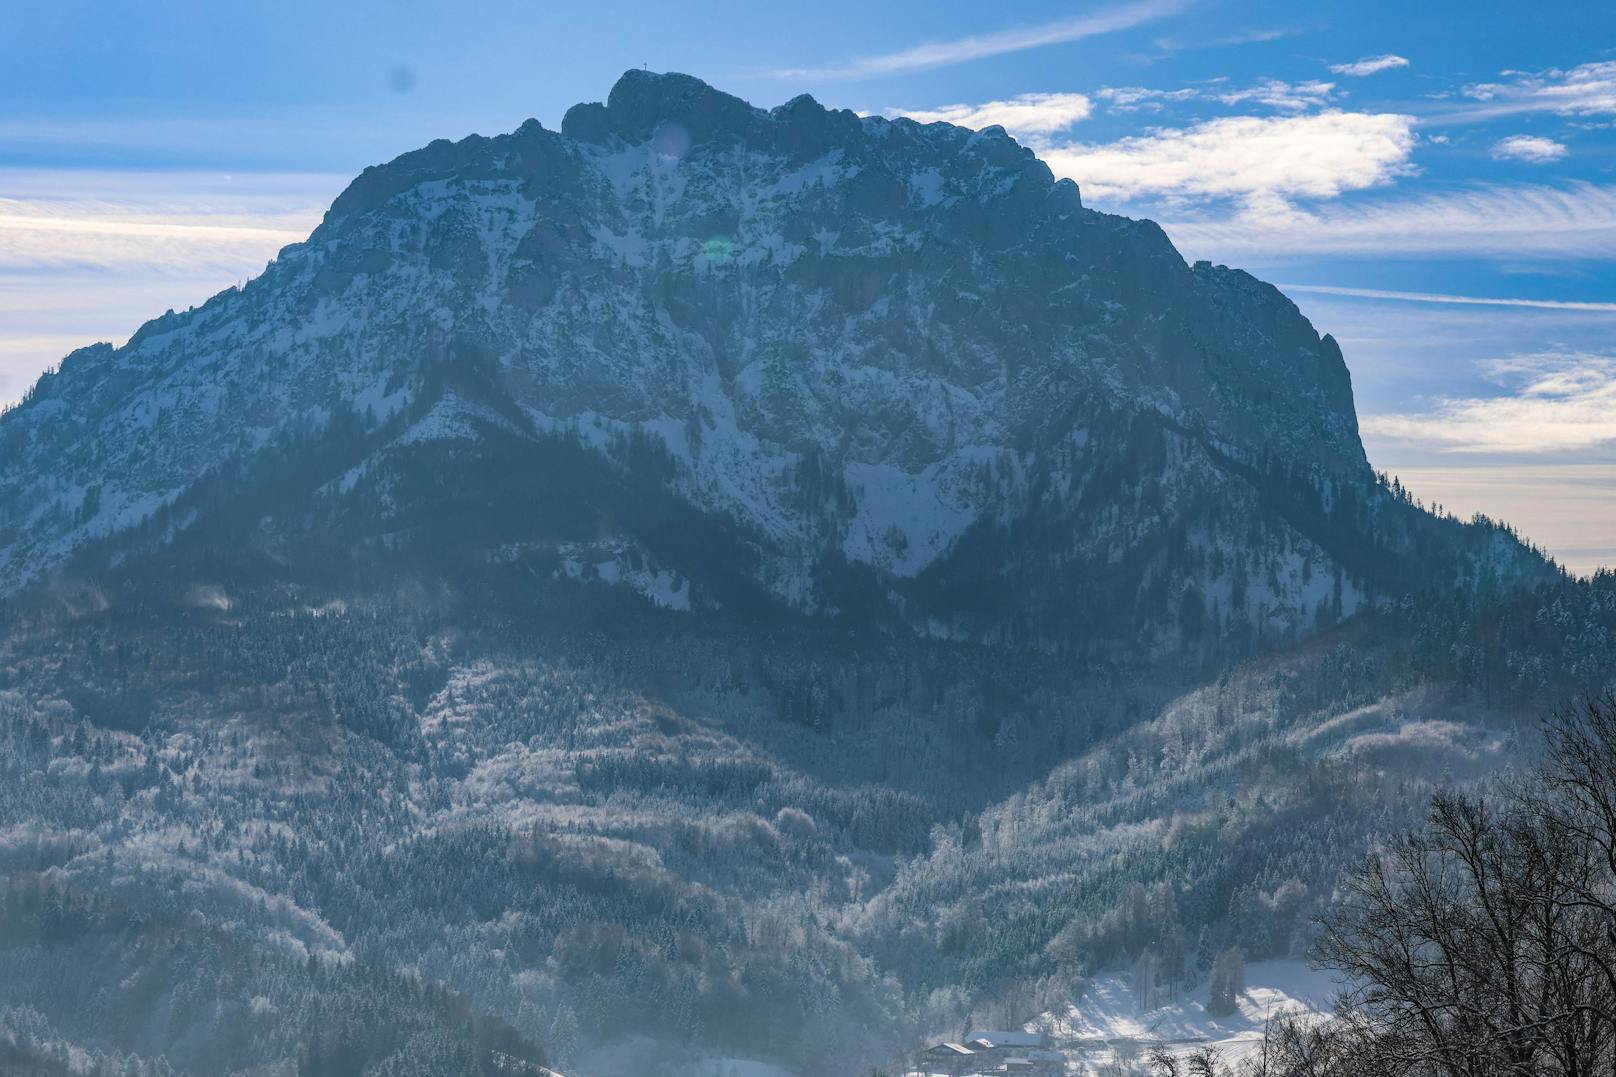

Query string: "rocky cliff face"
[[0, 70, 1541, 648]]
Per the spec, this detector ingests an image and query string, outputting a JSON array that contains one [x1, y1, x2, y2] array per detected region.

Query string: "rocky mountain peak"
[[0, 72, 1545, 642], [602, 68, 767, 144]]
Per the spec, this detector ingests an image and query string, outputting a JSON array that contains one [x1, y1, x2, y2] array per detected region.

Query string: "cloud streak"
[[0, 168, 336, 276], [768, 0, 1187, 80], [1363, 352, 1616, 456], [1329, 54, 1410, 77], [1096, 85, 1202, 110], [884, 93, 1094, 135], [1095, 77, 1336, 113], [1212, 78, 1335, 111], [1156, 182, 1616, 260], [1438, 60, 1616, 122], [1277, 284, 1616, 312], [1144, 26, 1306, 58]]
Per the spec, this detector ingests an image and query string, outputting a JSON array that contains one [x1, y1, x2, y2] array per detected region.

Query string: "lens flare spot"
[[652, 121, 691, 159], [703, 236, 734, 267]]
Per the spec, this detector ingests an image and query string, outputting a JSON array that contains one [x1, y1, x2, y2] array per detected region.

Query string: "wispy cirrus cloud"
[[1363, 352, 1616, 455], [884, 93, 1094, 136], [1278, 284, 1616, 312], [766, 0, 1187, 80], [1492, 134, 1568, 163], [1297, 290, 1616, 571], [0, 200, 308, 273], [1448, 60, 1616, 121], [1329, 54, 1410, 77], [1095, 77, 1335, 113], [1095, 85, 1202, 111], [1212, 77, 1335, 111], [1157, 182, 1616, 261], [1144, 26, 1306, 58], [0, 168, 336, 276], [1363, 352, 1616, 569]]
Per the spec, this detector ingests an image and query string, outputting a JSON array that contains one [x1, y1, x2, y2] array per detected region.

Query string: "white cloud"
[[1492, 134, 1568, 163], [1156, 182, 1616, 260], [1042, 110, 1415, 209], [0, 200, 307, 272], [1095, 85, 1201, 110], [1288, 294, 1616, 574], [885, 93, 1094, 136], [1095, 78, 1333, 113], [1459, 60, 1616, 119], [767, 0, 1187, 80], [0, 168, 336, 276], [1363, 352, 1616, 455], [1329, 54, 1410, 77], [1213, 78, 1335, 111], [1146, 26, 1305, 57]]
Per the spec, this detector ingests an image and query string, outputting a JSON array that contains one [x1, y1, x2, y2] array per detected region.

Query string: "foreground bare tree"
[[1311, 697, 1616, 1077], [1533, 695, 1616, 1029], [1317, 791, 1612, 1075], [1149, 1043, 1225, 1077], [1148, 699, 1616, 1077]]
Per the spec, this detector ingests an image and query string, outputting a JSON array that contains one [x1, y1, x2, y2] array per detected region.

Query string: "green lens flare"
[[703, 236, 734, 266]]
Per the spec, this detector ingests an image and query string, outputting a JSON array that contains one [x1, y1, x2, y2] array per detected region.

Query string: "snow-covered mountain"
[[0, 70, 1542, 647], [0, 69, 1606, 1077]]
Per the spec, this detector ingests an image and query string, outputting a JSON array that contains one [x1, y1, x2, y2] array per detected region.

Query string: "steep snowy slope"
[[0, 70, 1543, 649]]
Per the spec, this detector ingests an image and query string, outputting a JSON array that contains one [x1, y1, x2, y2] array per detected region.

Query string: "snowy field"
[[1050, 960, 1343, 1072], [908, 961, 1342, 1076]]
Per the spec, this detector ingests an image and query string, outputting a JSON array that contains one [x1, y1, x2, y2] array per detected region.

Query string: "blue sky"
[[4, 0, 1614, 571]]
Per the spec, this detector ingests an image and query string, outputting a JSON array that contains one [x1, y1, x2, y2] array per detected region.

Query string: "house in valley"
[[918, 1041, 977, 1075], [913, 1033, 1066, 1076]]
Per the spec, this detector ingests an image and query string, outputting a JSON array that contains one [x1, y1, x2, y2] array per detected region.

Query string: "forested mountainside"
[[0, 70, 1605, 1077], [1, 570, 1613, 1075]]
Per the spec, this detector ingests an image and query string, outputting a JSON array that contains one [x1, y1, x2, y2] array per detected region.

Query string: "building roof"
[[967, 1030, 1042, 1047], [923, 1042, 976, 1056]]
